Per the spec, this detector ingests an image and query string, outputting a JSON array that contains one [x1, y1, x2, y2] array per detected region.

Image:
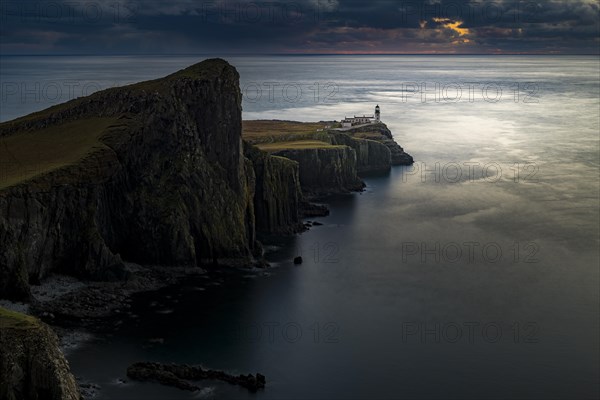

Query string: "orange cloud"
[[433, 18, 470, 37]]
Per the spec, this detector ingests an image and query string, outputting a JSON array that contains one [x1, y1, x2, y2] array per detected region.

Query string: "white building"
[[341, 105, 381, 128]]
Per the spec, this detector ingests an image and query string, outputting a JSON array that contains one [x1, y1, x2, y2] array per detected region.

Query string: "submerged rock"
[[126, 361, 266, 392]]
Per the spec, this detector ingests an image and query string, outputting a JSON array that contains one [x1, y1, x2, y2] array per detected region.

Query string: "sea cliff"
[[0, 59, 303, 300], [0, 307, 80, 400], [243, 120, 413, 195]]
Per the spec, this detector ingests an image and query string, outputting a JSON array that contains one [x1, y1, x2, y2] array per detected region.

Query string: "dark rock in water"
[[126, 362, 266, 392], [312, 221, 323, 226], [294, 256, 303, 265]]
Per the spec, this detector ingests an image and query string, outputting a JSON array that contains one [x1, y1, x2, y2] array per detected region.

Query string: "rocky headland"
[[0, 59, 412, 398], [242, 119, 413, 195]]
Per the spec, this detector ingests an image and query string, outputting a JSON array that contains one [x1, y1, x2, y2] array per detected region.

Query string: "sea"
[[1, 55, 599, 399]]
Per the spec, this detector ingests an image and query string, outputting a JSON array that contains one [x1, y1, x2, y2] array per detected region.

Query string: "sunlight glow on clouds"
[[0, 0, 597, 54]]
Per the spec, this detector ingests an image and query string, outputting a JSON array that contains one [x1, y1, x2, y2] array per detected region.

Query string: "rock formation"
[[271, 146, 365, 195], [0, 59, 413, 301], [0, 307, 80, 400]]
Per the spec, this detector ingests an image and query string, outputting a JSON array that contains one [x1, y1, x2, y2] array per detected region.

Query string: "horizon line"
[[1, 52, 599, 57]]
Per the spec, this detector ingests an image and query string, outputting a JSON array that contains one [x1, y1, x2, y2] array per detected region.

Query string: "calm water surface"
[[1, 55, 598, 399]]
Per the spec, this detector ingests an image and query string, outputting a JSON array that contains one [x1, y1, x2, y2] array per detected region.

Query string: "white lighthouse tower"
[[375, 105, 381, 122]]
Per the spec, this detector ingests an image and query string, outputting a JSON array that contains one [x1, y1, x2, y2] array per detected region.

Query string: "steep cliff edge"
[[0, 307, 80, 400], [341, 123, 414, 166], [326, 132, 392, 174], [243, 142, 303, 233], [243, 120, 413, 195], [271, 146, 365, 195], [0, 59, 302, 300]]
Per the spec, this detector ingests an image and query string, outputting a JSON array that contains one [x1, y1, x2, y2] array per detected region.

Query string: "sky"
[[0, 0, 599, 55]]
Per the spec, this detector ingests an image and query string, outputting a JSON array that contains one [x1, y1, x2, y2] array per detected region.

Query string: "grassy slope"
[[351, 131, 384, 140], [257, 140, 343, 152], [0, 307, 38, 330], [0, 117, 117, 190], [0, 59, 234, 191], [1, 59, 230, 130], [242, 120, 331, 143]]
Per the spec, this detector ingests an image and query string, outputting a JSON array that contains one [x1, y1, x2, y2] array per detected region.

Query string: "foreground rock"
[[0, 307, 80, 400], [127, 362, 266, 392]]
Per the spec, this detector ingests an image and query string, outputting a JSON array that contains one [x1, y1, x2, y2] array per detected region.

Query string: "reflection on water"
[[2, 55, 598, 399]]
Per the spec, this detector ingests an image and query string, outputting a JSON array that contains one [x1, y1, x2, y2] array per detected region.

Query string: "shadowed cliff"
[[0, 59, 302, 300]]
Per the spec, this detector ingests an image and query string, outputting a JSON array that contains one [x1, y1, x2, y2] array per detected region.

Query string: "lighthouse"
[[375, 104, 381, 122]]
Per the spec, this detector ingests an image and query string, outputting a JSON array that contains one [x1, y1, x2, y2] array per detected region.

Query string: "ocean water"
[[1, 55, 599, 399]]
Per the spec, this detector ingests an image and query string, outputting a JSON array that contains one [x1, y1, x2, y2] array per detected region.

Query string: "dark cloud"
[[0, 0, 598, 54]]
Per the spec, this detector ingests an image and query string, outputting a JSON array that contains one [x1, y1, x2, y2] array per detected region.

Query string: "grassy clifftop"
[[0, 117, 118, 190], [243, 119, 413, 168], [1, 58, 235, 130], [0, 307, 38, 330], [258, 140, 345, 151]]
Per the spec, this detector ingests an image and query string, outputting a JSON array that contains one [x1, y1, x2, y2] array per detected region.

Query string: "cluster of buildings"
[[341, 105, 381, 128]]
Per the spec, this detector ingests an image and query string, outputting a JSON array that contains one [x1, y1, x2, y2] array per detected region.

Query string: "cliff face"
[[0, 308, 80, 400], [327, 132, 392, 174], [0, 59, 301, 300], [343, 123, 414, 165], [272, 147, 365, 195], [243, 143, 303, 234]]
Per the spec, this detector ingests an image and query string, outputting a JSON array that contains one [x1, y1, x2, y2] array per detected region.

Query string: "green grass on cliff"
[[0, 307, 38, 330], [351, 131, 384, 140], [257, 140, 340, 152], [0, 117, 117, 190], [243, 120, 330, 143]]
